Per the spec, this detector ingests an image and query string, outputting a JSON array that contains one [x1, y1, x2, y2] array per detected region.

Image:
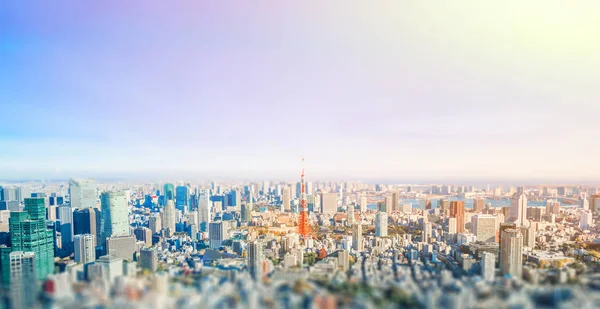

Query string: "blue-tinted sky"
[[1, 1, 599, 181]]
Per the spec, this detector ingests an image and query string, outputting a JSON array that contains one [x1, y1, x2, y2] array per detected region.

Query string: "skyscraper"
[[450, 201, 465, 233], [352, 224, 363, 251], [163, 200, 176, 237], [175, 186, 190, 213], [423, 222, 432, 243], [338, 250, 350, 272], [359, 195, 367, 213], [74, 234, 96, 264], [481, 252, 495, 282], [15, 187, 30, 204], [162, 183, 175, 202], [9, 251, 37, 309], [209, 221, 225, 249], [390, 191, 399, 213], [8, 198, 54, 281], [73, 208, 99, 240], [57, 205, 75, 255], [248, 241, 264, 281], [69, 178, 97, 209], [197, 192, 211, 231], [589, 194, 600, 214], [241, 201, 251, 224], [510, 192, 529, 227], [582, 193, 590, 211], [282, 187, 291, 212], [500, 228, 523, 279], [230, 189, 241, 208], [375, 212, 388, 237], [320, 192, 337, 214], [580, 211, 593, 230], [447, 217, 457, 234], [347, 204, 354, 226], [439, 199, 450, 216], [472, 215, 496, 243], [100, 191, 130, 249]]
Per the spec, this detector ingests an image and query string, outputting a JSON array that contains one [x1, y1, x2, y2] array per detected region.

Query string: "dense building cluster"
[[1, 181, 600, 308]]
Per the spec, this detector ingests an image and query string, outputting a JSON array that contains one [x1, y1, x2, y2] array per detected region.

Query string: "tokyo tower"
[[297, 157, 312, 238]]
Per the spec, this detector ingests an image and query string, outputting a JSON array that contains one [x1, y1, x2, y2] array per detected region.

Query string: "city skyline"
[[2, 1, 600, 180]]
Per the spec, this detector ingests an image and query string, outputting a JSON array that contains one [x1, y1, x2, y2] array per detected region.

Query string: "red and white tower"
[[297, 157, 312, 238]]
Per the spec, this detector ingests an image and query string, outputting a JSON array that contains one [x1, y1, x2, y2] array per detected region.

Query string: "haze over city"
[[2, 1, 600, 181], [2, 3, 600, 309]]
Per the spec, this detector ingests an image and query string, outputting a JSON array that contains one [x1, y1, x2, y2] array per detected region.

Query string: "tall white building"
[[209, 221, 225, 249], [580, 211, 593, 230], [447, 217, 457, 234], [338, 250, 350, 272], [282, 187, 291, 212], [100, 191, 130, 247], [423, 222, 432, 243], [582, 193, 590, 211], [347, 204, 354, 226], [74, 234, 96, 264], [163, 200, 176, 237], [375, 212, 388, 237], [69, 178, 97, 209], [472, 215, 497, 243], [500, 229, 523, 279], [481, 252, 495, 282], [197, 192, 211, 228], [9, 251, 37, 309], [352, 224, 363, 251], [248, 241, 263, 281], [359, 195, 368, 213], [510, 192, 529, 227]]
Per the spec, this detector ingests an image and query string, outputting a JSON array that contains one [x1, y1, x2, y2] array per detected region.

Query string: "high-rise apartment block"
[[209, 221, 225, 249], [472, 215, 496, 243], [100, 191, 130, 248], [375, 212, 388, 237], [500, 229, 523, 279], [74, 234, 96, 264], [450, 201, 465, 233], [248, 241, 264, 281], [352, 224, 363, 251], [481, 252, 495, 282]]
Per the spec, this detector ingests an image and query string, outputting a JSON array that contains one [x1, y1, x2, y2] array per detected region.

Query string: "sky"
[[1, 1, 599, 182]]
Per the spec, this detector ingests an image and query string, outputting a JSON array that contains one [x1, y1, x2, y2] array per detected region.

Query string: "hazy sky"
[[1, 1, 599, 181]]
